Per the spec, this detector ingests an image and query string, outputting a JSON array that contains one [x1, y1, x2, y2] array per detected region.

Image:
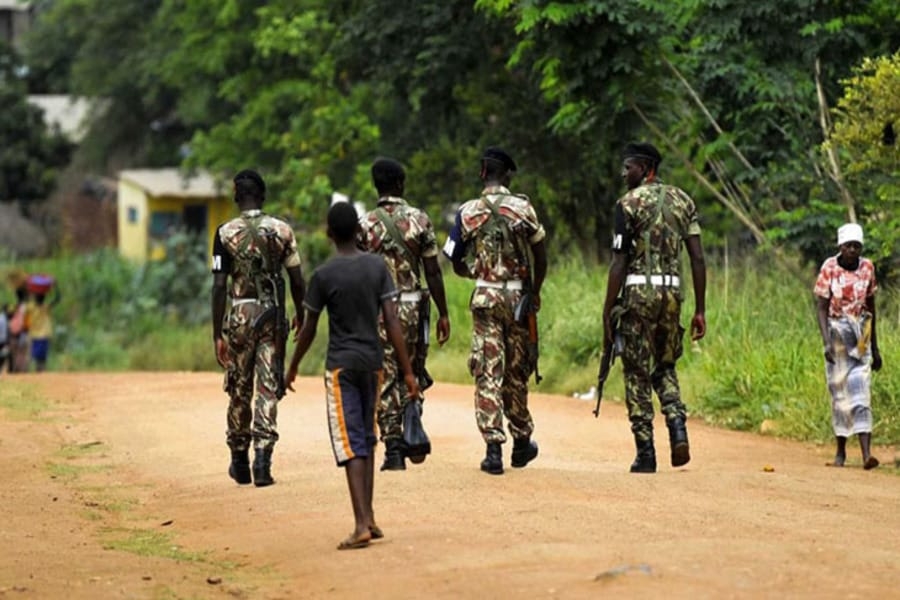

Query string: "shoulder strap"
[[481, 195, 530, 281], [641, 184, 669, 285], [375, 207, 420, 279]]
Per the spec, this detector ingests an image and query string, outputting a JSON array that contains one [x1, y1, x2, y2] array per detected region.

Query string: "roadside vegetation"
[[7, 243, 899, 446]]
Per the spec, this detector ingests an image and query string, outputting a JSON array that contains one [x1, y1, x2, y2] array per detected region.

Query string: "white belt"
[[232, 298, 260, 306], [399, 291, 422, 302], [475, 278, 523, 290], [625, 274, 680, 287]]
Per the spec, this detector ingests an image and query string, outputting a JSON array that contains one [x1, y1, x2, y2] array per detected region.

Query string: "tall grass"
[[5, 248, 899, 444]]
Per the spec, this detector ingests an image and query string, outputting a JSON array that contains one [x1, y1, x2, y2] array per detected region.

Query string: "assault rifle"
[[252, 231, 288, 399], [514, 289, 542, 384], [414, 289, 434, 391], [594, 307, 623, 417]]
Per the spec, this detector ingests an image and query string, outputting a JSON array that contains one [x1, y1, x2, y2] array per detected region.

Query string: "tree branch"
[[630, 101, 766, 244], [815, 56, 857, 223]]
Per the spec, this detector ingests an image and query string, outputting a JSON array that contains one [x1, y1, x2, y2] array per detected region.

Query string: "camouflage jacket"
[[359, 196, 438, 292], [457, 185, 545, 309], [613, 180, 701, 277], [212, 209, 301, 301]]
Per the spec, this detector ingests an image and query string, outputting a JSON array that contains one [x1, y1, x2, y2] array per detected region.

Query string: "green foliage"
[[0, 42, 73, 206], [827, 51, 900, 278]]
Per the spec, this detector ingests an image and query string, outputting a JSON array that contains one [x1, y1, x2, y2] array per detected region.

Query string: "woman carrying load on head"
[[814, 223, 882, 470]]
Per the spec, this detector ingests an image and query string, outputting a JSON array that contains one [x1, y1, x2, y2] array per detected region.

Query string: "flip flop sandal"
[[369, 525, 384, 539], [337, 533, 371, 550]]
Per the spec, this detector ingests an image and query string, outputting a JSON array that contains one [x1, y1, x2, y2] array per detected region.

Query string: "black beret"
[[623, 142, 662, 166], [371, 157, 406, 182], [233, 169, 266, 195], [482, 147, 517, 172]]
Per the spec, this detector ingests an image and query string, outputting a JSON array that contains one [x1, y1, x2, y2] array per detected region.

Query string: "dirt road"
[[2, 372, 898, 599]]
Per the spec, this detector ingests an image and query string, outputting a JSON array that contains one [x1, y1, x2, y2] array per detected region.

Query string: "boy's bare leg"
[[340, 458, 373, 549], [364, 450, 383, 538]]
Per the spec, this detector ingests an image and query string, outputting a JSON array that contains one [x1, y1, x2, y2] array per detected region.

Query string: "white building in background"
[[0, 0, 32, 51], [26, 95, 93, 143]]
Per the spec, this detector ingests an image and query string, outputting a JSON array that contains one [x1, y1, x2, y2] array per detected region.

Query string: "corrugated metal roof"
[[119, 168, 227, 198]]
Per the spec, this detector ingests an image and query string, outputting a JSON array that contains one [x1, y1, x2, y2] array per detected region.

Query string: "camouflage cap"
[[482, 147, 517, 172], [623, 142, 662, 167]]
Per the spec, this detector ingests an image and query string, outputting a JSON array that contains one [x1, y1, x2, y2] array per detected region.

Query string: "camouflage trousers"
[[223, 303, 281, 452], [468, 302, 534, 444], [377, 299, 423, 441], [620, 284, 687, 443]]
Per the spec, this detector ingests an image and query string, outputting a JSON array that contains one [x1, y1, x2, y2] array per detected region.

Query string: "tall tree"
[[24, 0, 187, 170], [826, 50, 900, 275], [0, 42, 72, 208]]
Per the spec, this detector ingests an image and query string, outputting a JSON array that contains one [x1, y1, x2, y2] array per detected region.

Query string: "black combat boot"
[[510, 437, 539, 468], [630, 437, 657, 473], [667, 417, 691, 467], [380, 438, 407, 471], [253, 447, 275, 487], [480, 442, 503, 475], [228, 448, 252, 485]]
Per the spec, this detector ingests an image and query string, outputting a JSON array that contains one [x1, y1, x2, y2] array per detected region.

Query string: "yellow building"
[[117, 168, 233, 262]]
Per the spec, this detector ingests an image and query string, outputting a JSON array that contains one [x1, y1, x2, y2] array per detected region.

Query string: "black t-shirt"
[[304, 252, 397, 371]]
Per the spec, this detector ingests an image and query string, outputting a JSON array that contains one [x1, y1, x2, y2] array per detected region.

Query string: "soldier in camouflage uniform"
[[211, 169, 306, 487], [359, 158, 451, 471], [443, 147, 547, 475], [602, 142, 707, 473]]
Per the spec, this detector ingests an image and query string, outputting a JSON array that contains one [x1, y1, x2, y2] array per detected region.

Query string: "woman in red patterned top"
[[814, 223, 882, 469]]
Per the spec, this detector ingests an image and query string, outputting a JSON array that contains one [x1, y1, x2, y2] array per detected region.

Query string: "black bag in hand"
[[402, 399, 431, 464]]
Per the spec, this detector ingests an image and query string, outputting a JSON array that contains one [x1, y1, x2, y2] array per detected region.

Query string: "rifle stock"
[[515, 291, 541, 384], [527, 309, 542, 384]]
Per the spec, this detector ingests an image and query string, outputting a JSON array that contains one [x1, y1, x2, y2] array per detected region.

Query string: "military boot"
[[380, 438, 407, 471], [480, 442, 503, 475], [667, 417, 691, 467], [228, 448, 252, 485], [253, 447, 275, 487], [630, 436, 657, 473], [510, 437, 539, 468]]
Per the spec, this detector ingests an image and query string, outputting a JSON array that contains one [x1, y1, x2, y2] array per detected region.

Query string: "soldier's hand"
[[285, 364, 298, 392], [404, 372, 420, 400], [436, 315, 450, 346], [214, 338, 229, 369], [690, 312, 706, 341], [602, 314, 613, 347]]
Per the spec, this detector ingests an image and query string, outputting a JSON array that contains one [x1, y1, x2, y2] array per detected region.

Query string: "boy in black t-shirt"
[[286, 201, 419, 551]]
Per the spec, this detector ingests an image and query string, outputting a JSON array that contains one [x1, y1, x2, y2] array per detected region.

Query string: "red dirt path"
[[2, 372, 898, 599]]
